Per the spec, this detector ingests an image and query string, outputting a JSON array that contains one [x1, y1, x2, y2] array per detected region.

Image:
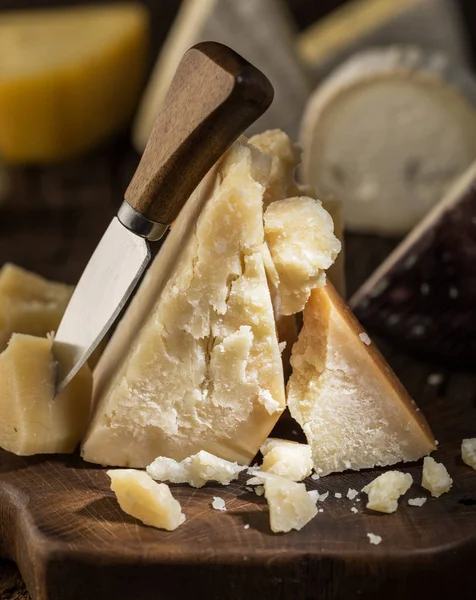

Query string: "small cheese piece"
[[83, 140, 285, 468], [107, 469, 185, 531], [0, 334, 92, 455], [422, 456, 453, 497], [362, 471, 413, 513], [408, 497, 427, 507], [287, 283, 436, 475], [347, 488, 359, 500], [211, 497, 227, 511], [0, 4, 149, 162], [146, 451, 246, 488], [367, 533, 382, 546], [263, 475, 318, 533], [0, 263, 72, 351], [300, 47, 476, 235], [462, 438, 476, 470], [259, 438, 313, 481], [263, 197, 341, 315]]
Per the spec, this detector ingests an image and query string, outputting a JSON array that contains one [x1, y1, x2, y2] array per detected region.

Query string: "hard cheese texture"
[[0, 263, 72, 351], [287, 283, 436, 476], [260, 438, 313, 481], [362, 471, 413, 513], [0, 4, 148, 162], [422, 456, 453, 497], [108, 470, 185, 531], [462, 439, 476, 470], [263, 474, 318, 533], [0, 334, 92, 455], [83, 141, 286, 468], [147, 451, 245, 488]]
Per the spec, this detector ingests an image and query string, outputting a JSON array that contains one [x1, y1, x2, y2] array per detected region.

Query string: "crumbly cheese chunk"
[[422, 456, 453, 497], [108, 469, 185, 531], [462, 438, 476, 470], [82, 140, 285, 468], [0, 334, 92, 455], [362, 471, 413, 513], [408, 497, 427, 507], [146, 450, 246, 488], [260, 437, 313, 481], [367, 533, 382, 545], [263, 474, 318, 533]]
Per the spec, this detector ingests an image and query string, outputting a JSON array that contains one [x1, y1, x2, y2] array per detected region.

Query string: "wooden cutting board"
[[0, 332, 475, 600]]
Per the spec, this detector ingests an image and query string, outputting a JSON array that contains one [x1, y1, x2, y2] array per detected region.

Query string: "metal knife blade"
[[54, 218, 151, 393], [52, 42, 273, 394]]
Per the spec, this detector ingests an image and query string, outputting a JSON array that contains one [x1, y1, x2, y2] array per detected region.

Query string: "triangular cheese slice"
[[287, 283, 436, 476], [82, 140, 285, 468]]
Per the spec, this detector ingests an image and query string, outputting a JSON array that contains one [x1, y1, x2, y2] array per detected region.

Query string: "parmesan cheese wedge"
[[0, 334, 92, 455], [287, 283, 436, 476], [108, 469, 185, 531], [0, 4, 149, 162], [0, 263, 72, 351], [82, 140, 284, 468]]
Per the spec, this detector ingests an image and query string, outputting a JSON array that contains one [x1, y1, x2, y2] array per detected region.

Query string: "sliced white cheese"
[[422, 456, 453, 497], [108, 469, 185, 531], [362, 471, 413, 513], [146, 450, 246, 488]]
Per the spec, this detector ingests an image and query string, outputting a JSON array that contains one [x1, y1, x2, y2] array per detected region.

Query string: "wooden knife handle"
[[124, 41, 274, 226]]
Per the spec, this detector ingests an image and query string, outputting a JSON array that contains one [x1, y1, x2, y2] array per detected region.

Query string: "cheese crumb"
[[334, 492, 342, 498], [107, 469, 185, 531], [362, 471, 413, 513], [318, 508, 324, 513], [408, 497, 427, 507], [351, 507, 358, 513], [246, 486, 253, 493], [244, 524, 250, 530], [260, 438, 313, 481], [367, 533, 382, 545], [308, 490, 319, 503], [311, 473, 320, 480], [422, 457, 453, 497], [147, 450, 246, 488], [462, 438, 476, 470], [347, 488, 359, 500], [359, 332, 371, 345], [255, 485, 265, 497], [212, 497, 227, 511], [264, 475, 318, 533], [427, 373, 444, 386], [317, 491, 329, 502]]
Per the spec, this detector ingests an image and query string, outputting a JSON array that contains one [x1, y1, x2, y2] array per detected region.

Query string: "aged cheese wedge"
[[108, 469, 185, 531], [147, 451, 246, 488], [287, 283, 436, 476], [300, 47, 476, 235], [0, 334, 92, 455], [260, 438, 313, 481], [0, 4, 149, 162], [362, 471, 413, 513], [133, 0, 309, 149], [82, 140, 285, 468], [0, 263, 72, 351]]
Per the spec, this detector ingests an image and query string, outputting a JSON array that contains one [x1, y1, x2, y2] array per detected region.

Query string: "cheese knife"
[[53, 41, 273, 394]]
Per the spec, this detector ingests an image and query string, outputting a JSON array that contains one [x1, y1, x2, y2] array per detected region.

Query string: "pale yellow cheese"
[[108, 469, 185, 531], [422, 456, 453, 497], [0, 4, 149, 162], [82, 140, 285, 468], [0, 263, 72, 351], [287, 283, 436, 476], [462, 438, 476, 470], [146, 451, 246, 488], [0, 334, 92, 455], [263, 473, 318, 533], [362, 471, 413, 513], [260, 438, 313, 481]]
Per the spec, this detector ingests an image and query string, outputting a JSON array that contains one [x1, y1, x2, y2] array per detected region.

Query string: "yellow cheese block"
[[0, 334, 92, 455], [0, 263, 73, 351], [0, 4, 149, 163]]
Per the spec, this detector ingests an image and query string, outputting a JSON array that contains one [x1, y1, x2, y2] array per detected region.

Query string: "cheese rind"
[[82, 141, 285, 468], [422, 456, 453, 497], [263, 474, 318, 533], [260, 438, 313, 481], [0, 263, 72, 351], [287, 283, 436, 476], [362, 471, 413, 513], [146, 451, 246, 488], [107, 469, 185, 531], [0, 334, 92, 455], [462, 438, 476, 470], [0, 4, 149, 162]]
